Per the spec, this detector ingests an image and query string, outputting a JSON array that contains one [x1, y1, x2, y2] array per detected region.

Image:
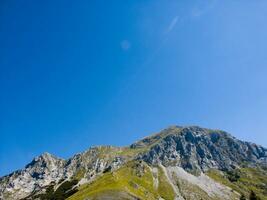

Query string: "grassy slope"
[[207, 167, 267, 200], [68, 161, 175, 200], [157, 167, 176, 200], [68, 128, 267, 200]]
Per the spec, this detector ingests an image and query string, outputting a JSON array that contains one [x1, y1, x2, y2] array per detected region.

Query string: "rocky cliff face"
[[1, 126, 267, 200], [0, 153, 65, 199], [0, 147, 127, 200], [136, 126, 267, 173]]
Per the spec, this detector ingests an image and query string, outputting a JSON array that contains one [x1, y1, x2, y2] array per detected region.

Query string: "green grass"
[[207, 167, 267, 200], [131, 126, 182, 150], [84, 146, 146, 162], [157, 167, 175, 200], [67, 161, 175, 200]]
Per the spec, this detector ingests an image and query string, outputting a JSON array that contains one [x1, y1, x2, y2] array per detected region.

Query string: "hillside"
[[1, 126, 267, 200]]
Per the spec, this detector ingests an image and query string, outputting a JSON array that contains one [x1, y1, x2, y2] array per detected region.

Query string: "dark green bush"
[[226, 170, 241, 182], [249, 190, 261, 200], [240, 194, 246, 200]]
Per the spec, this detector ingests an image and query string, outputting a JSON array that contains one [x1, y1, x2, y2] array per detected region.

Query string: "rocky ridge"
[[136, 126, 267, 172], [0, 126, 267, 200]]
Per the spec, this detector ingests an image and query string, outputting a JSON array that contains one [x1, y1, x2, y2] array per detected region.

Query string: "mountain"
[[1, 126, 267, 200]]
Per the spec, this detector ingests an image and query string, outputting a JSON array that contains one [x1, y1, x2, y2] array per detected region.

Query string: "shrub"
[[240, 194, 246, 200], [226, 170, 240, 182], [249, 190, 261, 200]]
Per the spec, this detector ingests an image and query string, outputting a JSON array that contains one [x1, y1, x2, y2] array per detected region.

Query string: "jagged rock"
[[0, 126, 266, 200], [138, 126, 267, 173]]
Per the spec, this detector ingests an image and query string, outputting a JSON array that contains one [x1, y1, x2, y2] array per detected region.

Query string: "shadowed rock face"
[[0, 126, 267, 200], [137, 126, 267, 172]]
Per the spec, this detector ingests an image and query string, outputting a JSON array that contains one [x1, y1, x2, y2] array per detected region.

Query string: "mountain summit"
[[1, 126, 267, 200]]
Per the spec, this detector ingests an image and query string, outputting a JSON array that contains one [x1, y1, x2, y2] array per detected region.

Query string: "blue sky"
[[1, 0, 267, 176]]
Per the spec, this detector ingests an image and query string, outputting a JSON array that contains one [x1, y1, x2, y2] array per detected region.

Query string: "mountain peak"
[[130, 125, 213, 149], [25, 152, 63, 169], [138, 126, 267, 172], [1, 125, 267, 200], [39, 152, 53, 157], [36, 152, 57, 161]]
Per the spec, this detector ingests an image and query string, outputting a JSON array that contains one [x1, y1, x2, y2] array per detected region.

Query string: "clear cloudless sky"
[[1, 0, 267, 176]]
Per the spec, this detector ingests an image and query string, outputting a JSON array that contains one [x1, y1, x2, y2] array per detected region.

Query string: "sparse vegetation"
[[157, 167, 175, 200], [23, 179, 79, 200], [2, 126, 267, 200], [67, 161, 175, 200], [207, 167, 267, 200]]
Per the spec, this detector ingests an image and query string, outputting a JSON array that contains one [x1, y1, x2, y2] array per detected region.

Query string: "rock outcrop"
[[137, 126, 267, 172], [1, 126, 266, 200]]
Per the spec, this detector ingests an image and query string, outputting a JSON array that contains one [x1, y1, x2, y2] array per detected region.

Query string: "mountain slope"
[[1, 126, 267, 200], [137, 126, 267, 172]]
